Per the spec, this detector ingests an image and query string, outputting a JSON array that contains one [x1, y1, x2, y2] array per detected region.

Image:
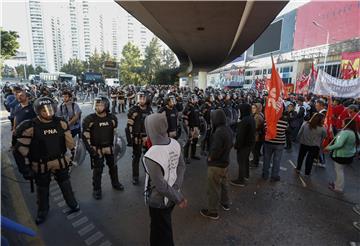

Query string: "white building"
[[69, 0, 80, 59], [51, 17, 64, 72], [28, 0, 47, 70]]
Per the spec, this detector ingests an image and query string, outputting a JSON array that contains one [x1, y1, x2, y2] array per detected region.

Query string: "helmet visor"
[[93, 100, 106, 113], [137, 94, 146, 104], [40, 104, 55, 117], [169, 96, 176, 106]]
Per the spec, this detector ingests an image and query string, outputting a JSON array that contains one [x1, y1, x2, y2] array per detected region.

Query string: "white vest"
[[143, 138, 181, 205]]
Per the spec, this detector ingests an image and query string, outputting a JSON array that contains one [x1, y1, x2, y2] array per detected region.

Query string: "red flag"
[[322, 97, 334, 150], [265, 58, 285, 140], [295, 73, 310, 94], [308, 63, 317, 93]]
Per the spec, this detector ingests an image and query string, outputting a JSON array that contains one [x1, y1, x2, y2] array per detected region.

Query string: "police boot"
[[92, 167, 103, 200], [191, 138, 201, 160], [109, 165, 124, 191], [184, 141, 191, 164], [58, 179, 80, 213], [36, 186, 49, 225]]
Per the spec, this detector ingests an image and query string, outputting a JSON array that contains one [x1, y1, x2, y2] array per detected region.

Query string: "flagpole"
[[325, 110, 360, 149]]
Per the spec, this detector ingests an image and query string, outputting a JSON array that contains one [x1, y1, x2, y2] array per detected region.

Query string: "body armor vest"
[[90, 115, 114, 147], [132, 106, 152, 134], [164, 107, 178, 132], [30, 117, 66, 162]]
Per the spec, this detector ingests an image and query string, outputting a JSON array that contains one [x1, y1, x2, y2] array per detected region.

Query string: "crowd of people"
[[2, 81, 360, 245]]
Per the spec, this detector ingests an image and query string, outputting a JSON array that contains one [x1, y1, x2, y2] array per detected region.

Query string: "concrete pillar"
[[187, 75, 194, 89], [198, 71, 207, 90]]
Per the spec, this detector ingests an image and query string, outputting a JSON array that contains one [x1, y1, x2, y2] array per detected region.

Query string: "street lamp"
[[312, 20, 330, 72]]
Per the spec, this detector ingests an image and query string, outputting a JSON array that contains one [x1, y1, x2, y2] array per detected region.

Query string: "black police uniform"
[[127, 104, 153, 182], [158, 105, 179, 139], [117, 90, 126, 113], [14, 116, 79, 224], [110, 89, 118, 114], [182, 102, 201, 160], [200, 101, 215, 153], [82, 112, 123, 199]]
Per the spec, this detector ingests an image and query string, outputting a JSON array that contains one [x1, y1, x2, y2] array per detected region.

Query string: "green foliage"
[[35, 65, 47, 74], [60, 58, 85, 77], [143, 37, 162, 84], [14, 64, 35, 79], [1, 29, 20, 59], [119, 42, 143, 85]]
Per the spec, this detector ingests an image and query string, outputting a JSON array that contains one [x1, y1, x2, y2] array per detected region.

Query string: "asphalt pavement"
[[1, 103, 360, 246]]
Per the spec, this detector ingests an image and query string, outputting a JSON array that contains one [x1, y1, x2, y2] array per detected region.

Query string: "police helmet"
[[93, 96, 110, 113], [136, 91, 148, 105], [189, 94, 198, 104], [33, 97, 57, 117], [165, 94, 177, 106]]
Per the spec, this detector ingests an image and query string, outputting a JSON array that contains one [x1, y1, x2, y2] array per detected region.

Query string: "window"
[[268, 68, 272, 74], [281, 67, 290, 73], [263, 69, 267, 74], [255, 70, 262, 75], [245, 71, 252, 76]]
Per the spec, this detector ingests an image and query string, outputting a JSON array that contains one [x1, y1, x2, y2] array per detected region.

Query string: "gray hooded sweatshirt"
[[144, 112, 186, 208]]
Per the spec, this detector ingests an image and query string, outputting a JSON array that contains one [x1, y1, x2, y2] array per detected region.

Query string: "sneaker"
[[93, 189, 102, 200], [112, 182, 124, 191], [353, 204, 360, 216], [220, 203, 230, 211], [318, 163, 326, 168], [230, 179, 246, 187], [35, 210, 48, 225], [132, 177, 139, 185], [66, 204, 80, 215], [353, 221, 360, 232], [270, 176, 280, 182], [328, 183, 343, 193], [200, 209, 219, 220]]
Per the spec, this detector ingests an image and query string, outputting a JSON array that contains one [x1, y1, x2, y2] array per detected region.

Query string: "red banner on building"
[[340, 51, 360, 79]]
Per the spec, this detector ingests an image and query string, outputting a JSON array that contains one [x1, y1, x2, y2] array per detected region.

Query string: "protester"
[[231, 104, 255, 187], [250, 103, 264, 168], [327, 118, 359, 193], [200, 109, 233, 219], [295, 113, 326, 176], [143, 112, 187, 246], [262, 109, 288, 181]]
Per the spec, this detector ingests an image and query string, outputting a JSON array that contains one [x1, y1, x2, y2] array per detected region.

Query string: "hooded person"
[[200, 109, 233, 220], [143, 112, 187, 246], [230, 103, 256, 187]]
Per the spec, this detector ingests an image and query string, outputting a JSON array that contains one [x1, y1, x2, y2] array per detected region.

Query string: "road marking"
[[299, 176, 307, 188], [99, 240, 112, 246], [85, 231, 104, 246], [57, 200, 66, 207], [78, 223, 95, 237], [288, 160, 296, 168], [66, 210, 83, 220], [72, 216, 89, 228], [53, 195, 63, 202]]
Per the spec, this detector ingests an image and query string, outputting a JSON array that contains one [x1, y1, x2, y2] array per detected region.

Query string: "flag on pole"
[[322, 97, 334, 150], [265, 58, 285, 140], [308, 63, 318, 93]]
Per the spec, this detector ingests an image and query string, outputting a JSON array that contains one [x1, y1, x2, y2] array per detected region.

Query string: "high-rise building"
[[82, 0, 91, 59], [28, 0, 47, 69], [99, 14, 104, 52], [140, 25, 148, 53], [51, 17, 64, 72], [127, 14, 135, 43], [112, 19, 118, 58], [69, 0, 80, 59]]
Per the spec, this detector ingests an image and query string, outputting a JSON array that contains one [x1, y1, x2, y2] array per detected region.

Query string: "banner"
[[295, 73, 309, 94], [308, 63, 317, 93], [284, 84, 294, 94], [340, 51, 360, 79], [314, 69, 360, 98]]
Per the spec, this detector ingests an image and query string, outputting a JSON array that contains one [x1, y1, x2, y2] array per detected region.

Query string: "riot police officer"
[[110, 87, 118, 114], [117, 89, 126, 113], [182, 94, 201, 164], [127, 91, 153, 185], [82, 97, 124, 200], [13, 97, 79, 224], [158, 95, 179, 139], [200, 93, 215, 155]]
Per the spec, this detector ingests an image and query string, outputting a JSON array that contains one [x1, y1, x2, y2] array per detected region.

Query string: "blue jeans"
[[262, 142, 284, 178]]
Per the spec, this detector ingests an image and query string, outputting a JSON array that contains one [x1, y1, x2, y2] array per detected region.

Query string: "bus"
[[81, 72, 104, 85]]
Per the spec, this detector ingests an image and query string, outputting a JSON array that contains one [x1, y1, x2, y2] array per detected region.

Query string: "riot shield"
[[114, 134, 127, 163]]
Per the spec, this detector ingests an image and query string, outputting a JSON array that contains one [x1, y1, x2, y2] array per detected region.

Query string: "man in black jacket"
[[200, 109, 233, 220], [231, 103, 256, 187]]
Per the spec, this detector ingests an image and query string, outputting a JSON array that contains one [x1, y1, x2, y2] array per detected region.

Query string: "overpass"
[[115, 1, 287, 89]]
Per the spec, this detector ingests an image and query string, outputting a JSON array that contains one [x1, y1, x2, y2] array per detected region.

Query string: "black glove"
[[90, 150, 99, 160]]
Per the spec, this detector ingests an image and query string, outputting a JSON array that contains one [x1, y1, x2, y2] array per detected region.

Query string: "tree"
[[143, 38, 162, 84], [15, 64, 35, 79], [161, 48, 178, 70], [1, 29, 20, 59], [35, 65, 47, 74], [119, 42, 143, 85], [60, 58, 85, 77], [86, 50, 118, 78]]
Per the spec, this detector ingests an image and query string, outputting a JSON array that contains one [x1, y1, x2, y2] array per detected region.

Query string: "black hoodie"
[[208, 109, 233, 168], [234, 103, 256, 150]]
